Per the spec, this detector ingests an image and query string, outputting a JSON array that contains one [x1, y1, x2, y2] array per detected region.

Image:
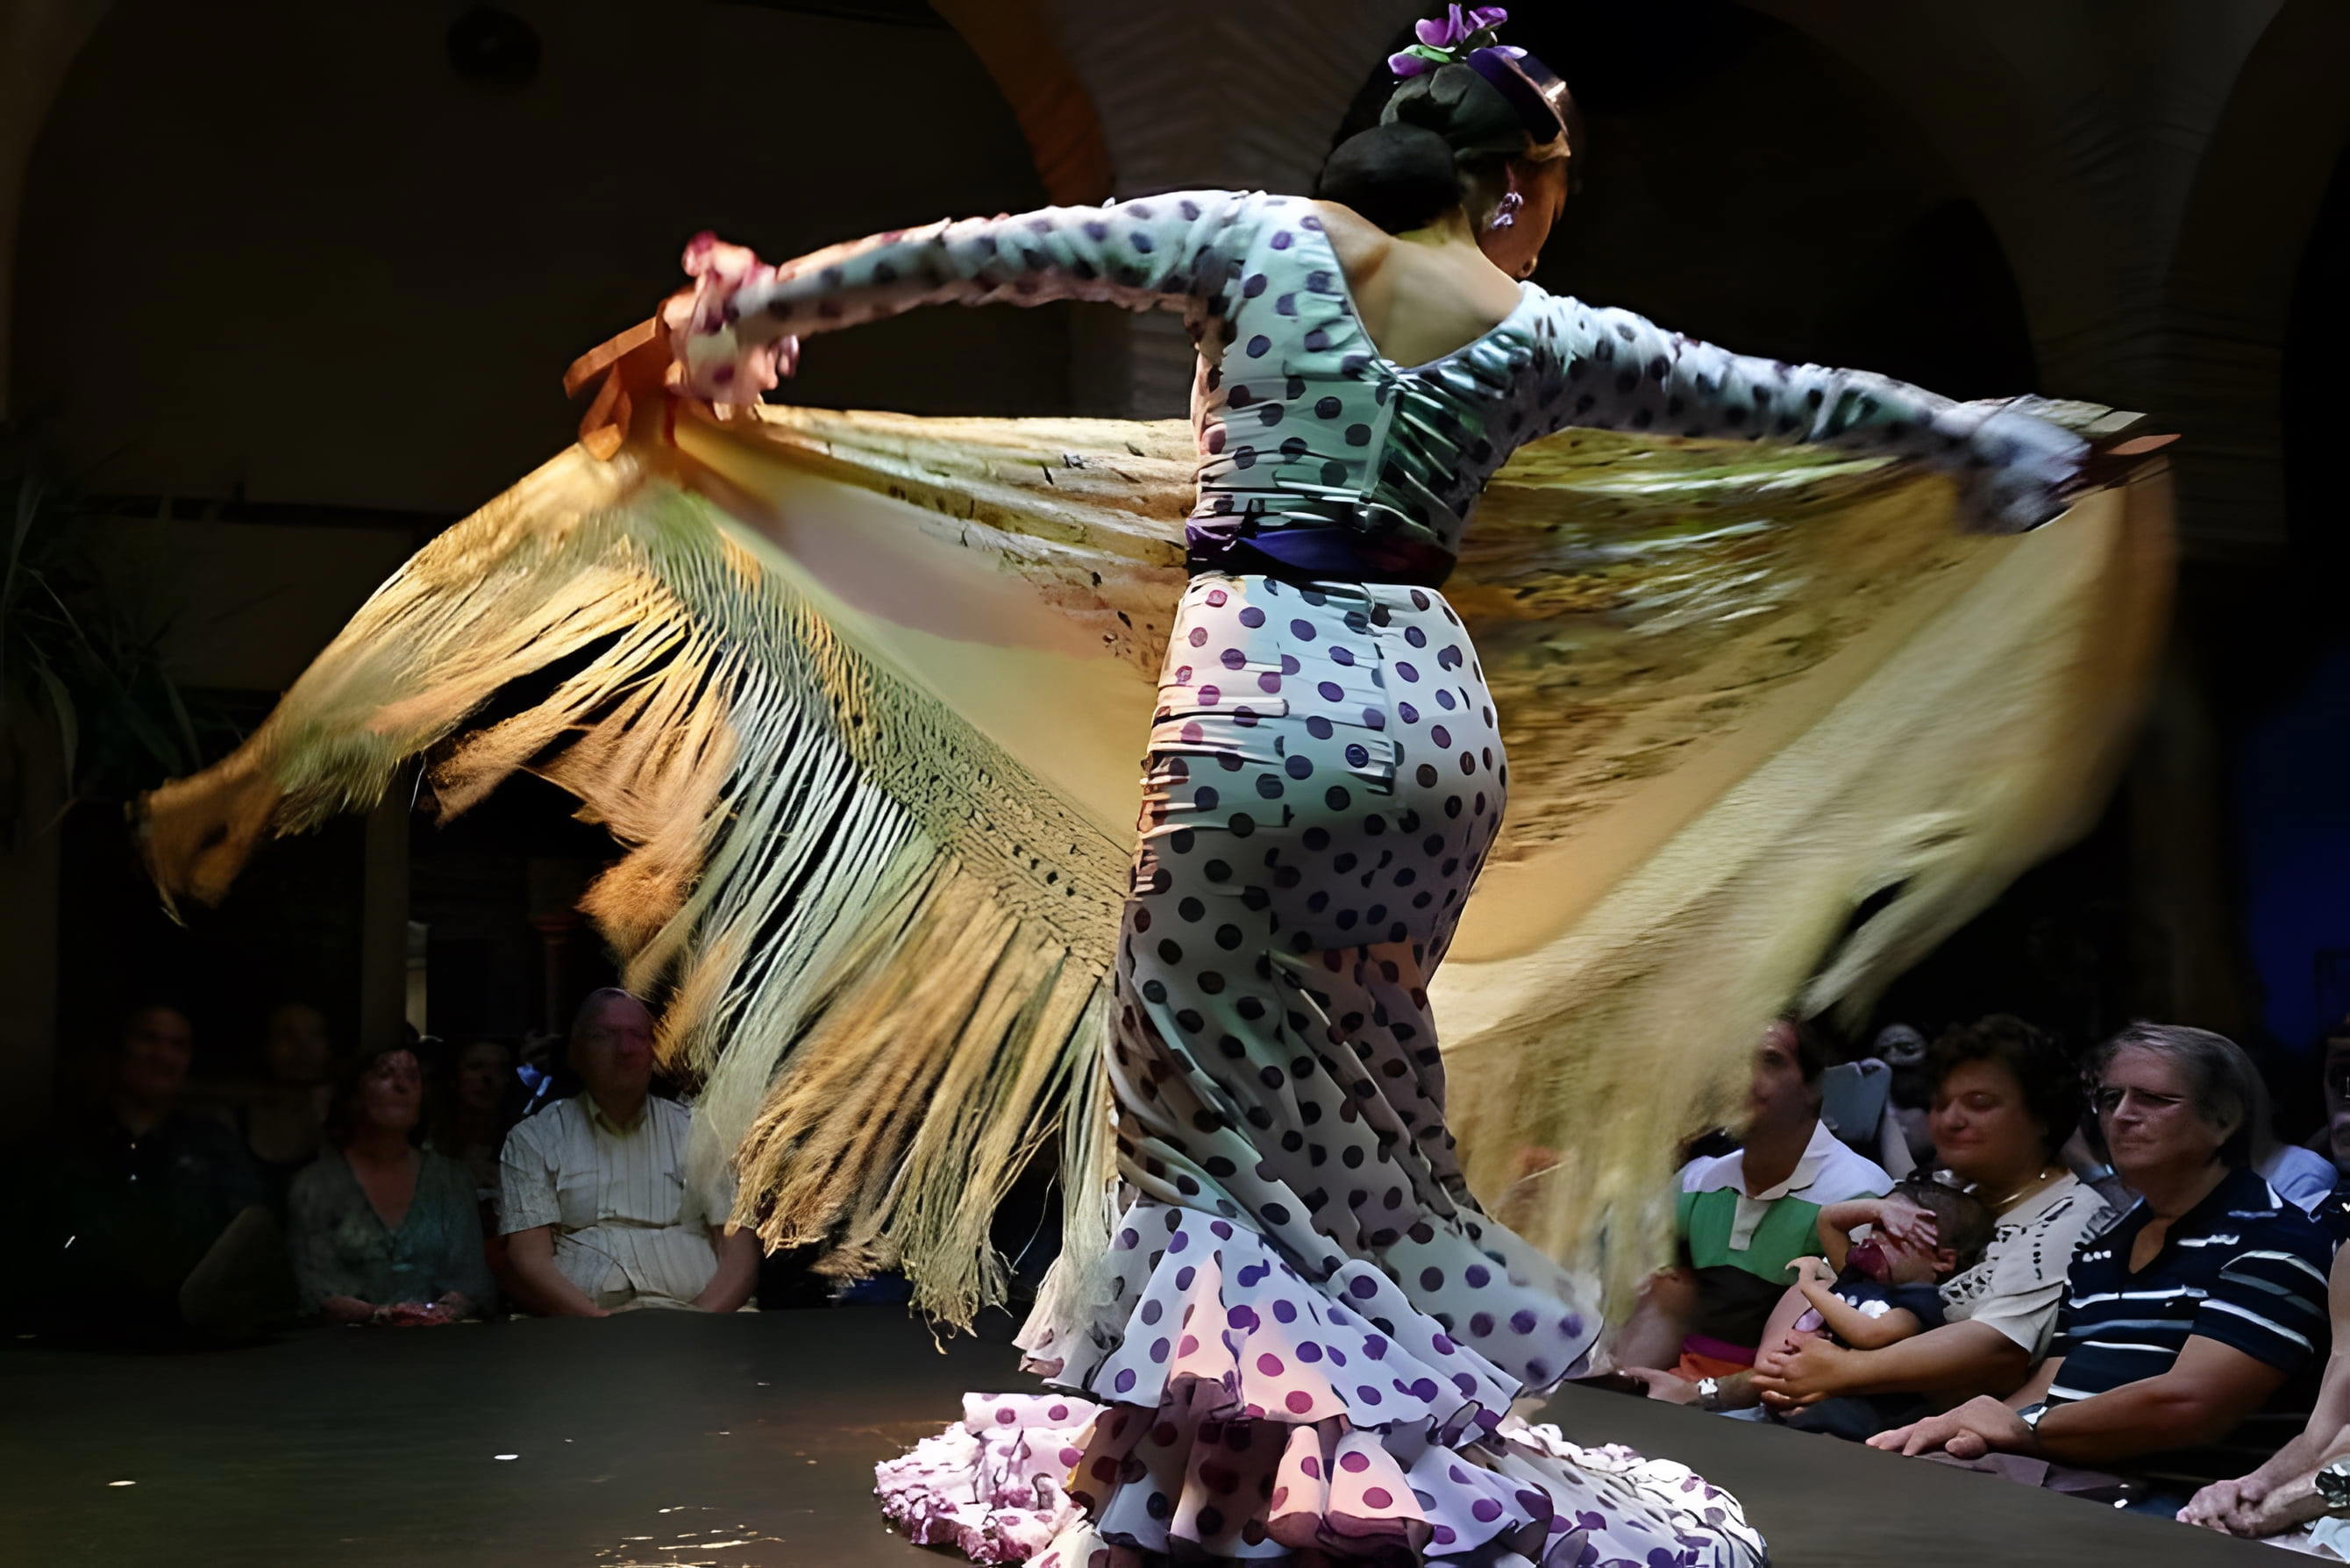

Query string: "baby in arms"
[[1762, 1178, 1995, 1358]]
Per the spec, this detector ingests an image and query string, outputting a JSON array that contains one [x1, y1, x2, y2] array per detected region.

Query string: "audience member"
[[236, 1001, 338, 1202], [1747, 1016, 2115, 1419], [3, 1003, 284, 1341], [1612, 1017, 1894, 1383], [2314, 1023, 2350, 1243], [1869, 1023, 2332, 1510], [2176, 1236, 2350, 1545], [287, 1040, 493, 1324], [2250, 1069, 2339, 1217], [428, 1037, 523, 1204], [497, 989, 758, 1315]]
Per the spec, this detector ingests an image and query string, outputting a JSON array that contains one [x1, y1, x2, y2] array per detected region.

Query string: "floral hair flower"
[[1388, 5, 1508, 76]]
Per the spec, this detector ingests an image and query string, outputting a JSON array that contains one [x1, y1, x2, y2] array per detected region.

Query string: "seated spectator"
[[2176, 1238, 2350, 1545], [427, 1037, 523, 1205], [1612, 1017, 1894, 1384], [2314, 1021, 2350, 1244], [2250, 1068, 2339, 1217], [1628, 1180, 1992, 1430], [497, 989, 758, 1315], [287, 1040, 493, 1324], [1746, 1016, 2116, 1421], [235, 1001, 338, 1204], [2, 1003, 284, 1341], [1869, 1023, 2332, 1511]]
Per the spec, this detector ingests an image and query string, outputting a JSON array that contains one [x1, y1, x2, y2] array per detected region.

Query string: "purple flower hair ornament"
[[1388, 5, 1509, 77]]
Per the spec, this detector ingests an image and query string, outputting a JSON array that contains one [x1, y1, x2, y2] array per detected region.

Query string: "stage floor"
[[1, 1307, 2278, 1565]]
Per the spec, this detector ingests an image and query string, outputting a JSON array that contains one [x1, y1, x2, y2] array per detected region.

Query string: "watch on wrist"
[[2015, 1401, 2049, 1439], [1696, 1376, 1723, 1412], [2315, 1458, 2350, 1515]]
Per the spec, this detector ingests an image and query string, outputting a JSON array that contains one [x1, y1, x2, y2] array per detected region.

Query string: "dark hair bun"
[[1381, 61, 1526, 159], [1314, 123, 1460, 235]]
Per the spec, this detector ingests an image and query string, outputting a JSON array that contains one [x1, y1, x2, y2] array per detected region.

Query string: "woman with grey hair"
[[1871, 1023, 2332, 1513]]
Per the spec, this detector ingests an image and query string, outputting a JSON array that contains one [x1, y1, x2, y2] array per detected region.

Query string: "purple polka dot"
[[1472, 1498, 1504, 1522], [1347, 1277, 1378, 1301], [1339, 1450, 1371, 1473], [1285, 1389, 1314, 1414], [1364, 1486, 1393, 1508]]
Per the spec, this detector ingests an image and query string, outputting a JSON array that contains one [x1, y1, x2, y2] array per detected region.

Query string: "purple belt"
[[1184, 517, 1454, 588]]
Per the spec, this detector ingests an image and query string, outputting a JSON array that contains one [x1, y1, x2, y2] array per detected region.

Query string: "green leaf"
[[30, 657, 76, 787]]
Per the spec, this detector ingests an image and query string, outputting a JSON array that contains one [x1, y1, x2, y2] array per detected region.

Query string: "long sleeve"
[[422, 1154, 496, 1309], [670, 191, 1259, 402], [1524, 296, 2088, 534], [284, 1161, 346, 1315]]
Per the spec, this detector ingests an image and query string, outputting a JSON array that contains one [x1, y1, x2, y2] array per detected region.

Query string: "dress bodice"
[[686, 190, 2088, 585]]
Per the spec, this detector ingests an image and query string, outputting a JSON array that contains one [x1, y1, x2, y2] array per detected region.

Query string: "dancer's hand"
[[2059, 430, 2178, 502], [663, 232, 801, 404]]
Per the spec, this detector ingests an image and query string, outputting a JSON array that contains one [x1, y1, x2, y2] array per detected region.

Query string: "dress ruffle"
[[879, 1204, 1764, 1566]]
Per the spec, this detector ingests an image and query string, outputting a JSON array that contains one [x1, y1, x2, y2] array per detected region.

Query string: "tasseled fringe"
[[142, 443, 1130, 1329]]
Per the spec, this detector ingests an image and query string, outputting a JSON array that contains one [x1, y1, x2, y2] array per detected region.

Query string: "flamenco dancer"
[[644, 18, 2094, 1568]]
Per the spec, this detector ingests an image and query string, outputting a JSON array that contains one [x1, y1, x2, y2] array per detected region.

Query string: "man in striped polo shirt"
[[1870, 1023, 2333, 1507]]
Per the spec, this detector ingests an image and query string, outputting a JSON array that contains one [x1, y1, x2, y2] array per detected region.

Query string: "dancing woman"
[[653, 27, 2089, 1568]]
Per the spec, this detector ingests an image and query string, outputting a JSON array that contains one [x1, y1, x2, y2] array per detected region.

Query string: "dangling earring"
[[1487, 191, 1524, 232]]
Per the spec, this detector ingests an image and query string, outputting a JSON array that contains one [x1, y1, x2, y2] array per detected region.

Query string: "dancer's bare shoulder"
[[1308, 200, 1397, 272]]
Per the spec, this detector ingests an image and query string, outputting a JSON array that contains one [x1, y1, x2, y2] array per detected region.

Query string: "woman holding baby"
[[1631, 1016, 2113, 1426]]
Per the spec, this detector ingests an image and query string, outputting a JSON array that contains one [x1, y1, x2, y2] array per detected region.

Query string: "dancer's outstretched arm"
[[1524, 296, 2089, 534], [669, 191, 1263, 398]]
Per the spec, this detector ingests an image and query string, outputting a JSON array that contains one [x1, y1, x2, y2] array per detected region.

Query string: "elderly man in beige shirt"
[[498, 990, 758, 1315]]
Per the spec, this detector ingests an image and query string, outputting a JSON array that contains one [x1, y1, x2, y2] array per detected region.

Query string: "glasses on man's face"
[[2091, 1085, 2184, 1117]]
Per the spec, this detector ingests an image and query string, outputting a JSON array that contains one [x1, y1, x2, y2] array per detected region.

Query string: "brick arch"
[[931, 0, 1110, 207], [2162, 0, 2350, 549]]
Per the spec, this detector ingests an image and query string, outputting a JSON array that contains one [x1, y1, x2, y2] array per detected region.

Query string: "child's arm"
[[1758, 1280, 1824, 1358], [1813, 1199, 1881, 1270], [1800, 1282, 1923, 1351], [1815, 1191, 1938, 1271]]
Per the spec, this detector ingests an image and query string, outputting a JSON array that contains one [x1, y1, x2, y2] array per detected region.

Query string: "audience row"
[[1, 988, 763, 1340], [1612, 1012, 2350, 1548]]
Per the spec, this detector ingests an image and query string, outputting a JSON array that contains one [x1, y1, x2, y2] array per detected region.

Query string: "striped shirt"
[[2049, 1165, 2331, 1404], [496, 1094, 736, 1311]]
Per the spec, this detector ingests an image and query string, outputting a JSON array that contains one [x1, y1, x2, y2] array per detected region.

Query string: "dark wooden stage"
[[0, 1308, 2280, 1565]]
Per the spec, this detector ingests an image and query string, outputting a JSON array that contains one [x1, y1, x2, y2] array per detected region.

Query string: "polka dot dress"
[[676, 185, 2088, 1568]]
